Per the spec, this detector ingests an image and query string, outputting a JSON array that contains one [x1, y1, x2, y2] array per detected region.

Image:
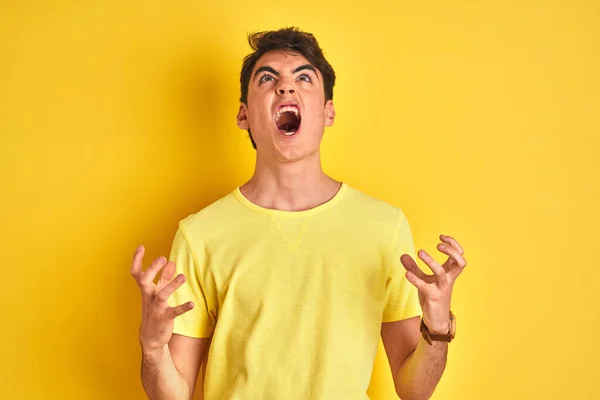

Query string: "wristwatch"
[[420, 311, 456, 345]]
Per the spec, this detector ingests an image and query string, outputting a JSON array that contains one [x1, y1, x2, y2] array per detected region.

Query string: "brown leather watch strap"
[[427, 333, 453, 342], [420, 312, 455, 345]]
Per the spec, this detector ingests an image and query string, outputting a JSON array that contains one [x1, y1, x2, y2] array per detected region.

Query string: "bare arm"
[[381, 317, 447, 400], [141, 335, 211, 400], [132, 245, 212, 400], [384, 234, 467, 399]]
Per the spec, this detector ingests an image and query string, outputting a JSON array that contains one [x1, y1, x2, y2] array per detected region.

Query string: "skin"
[[235, 50, 340, 210], [134, 49, 467, 400], [384, 234, 467, 400], [132, 249, 210, 400]]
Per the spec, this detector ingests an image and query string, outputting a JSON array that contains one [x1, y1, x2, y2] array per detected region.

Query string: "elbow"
[[396, 387, 434, 400], [397, 395, 431, 400]]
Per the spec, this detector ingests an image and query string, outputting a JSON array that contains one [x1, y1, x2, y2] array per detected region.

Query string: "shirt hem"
[[382, 305, 422, 323]]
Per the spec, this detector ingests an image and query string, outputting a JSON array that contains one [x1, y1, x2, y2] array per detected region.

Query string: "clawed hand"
[[131, 246, 194, 353], [400, 234, 467, 333]]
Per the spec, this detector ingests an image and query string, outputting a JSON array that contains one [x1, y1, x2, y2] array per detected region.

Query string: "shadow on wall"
[[78, 37, 244, 399]]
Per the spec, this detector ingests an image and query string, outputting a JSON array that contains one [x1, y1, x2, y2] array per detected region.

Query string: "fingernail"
[[158, 256, 166, 264], [136, 245, 143, 253]]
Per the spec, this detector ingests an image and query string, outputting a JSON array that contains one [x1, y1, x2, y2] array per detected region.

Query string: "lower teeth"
[[282, 131, 295, 136]]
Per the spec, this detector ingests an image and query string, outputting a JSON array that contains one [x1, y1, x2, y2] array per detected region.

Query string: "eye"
[[297, 74, 312, 83], [259, 74, 275, 84]]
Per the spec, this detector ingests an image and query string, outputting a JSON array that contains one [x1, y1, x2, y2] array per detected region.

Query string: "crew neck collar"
[[233, 182, 349, 218]]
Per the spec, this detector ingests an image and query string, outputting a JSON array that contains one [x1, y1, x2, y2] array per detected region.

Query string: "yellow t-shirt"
[[168, 183, 421, 399]]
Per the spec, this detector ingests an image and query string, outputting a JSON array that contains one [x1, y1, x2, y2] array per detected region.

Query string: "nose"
[[276, 79, 295, 95]]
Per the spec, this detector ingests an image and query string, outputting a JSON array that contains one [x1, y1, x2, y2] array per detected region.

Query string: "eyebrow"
[[252, 64, 319, 81]]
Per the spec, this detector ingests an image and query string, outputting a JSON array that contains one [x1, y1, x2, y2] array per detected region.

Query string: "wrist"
[[141, 343, 169, 362], [420, 311, 456, 345], [426, 321, 451, 335], [422, 313, 451, 334], [422, 303, 452, 334]]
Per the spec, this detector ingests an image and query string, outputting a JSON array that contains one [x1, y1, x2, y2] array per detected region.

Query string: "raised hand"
[[131, 245, 194, 353], [400, 234, 467, 333]]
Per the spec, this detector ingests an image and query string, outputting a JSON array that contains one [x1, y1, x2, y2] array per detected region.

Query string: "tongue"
[[276, 111, 300, 134], [279, 123, 298, 133]]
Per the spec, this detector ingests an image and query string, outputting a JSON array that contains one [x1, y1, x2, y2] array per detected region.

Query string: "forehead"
[[252, 50, 318, 75]]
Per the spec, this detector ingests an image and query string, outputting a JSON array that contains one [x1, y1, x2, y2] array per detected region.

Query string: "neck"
[[240, 151, 342, 212]]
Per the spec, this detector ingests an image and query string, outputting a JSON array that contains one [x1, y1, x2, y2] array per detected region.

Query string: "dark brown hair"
[[239, 27, 336, 149]]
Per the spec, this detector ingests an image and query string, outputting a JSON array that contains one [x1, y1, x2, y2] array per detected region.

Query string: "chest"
[[206, 218, 390, 317]]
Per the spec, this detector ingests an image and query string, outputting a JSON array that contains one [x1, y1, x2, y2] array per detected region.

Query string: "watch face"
[[449, 312, 456, 338]]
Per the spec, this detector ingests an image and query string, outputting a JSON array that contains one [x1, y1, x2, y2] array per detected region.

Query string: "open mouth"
[[275, 105, 301, 136]]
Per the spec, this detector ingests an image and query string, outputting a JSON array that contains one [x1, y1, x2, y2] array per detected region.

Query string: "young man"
[[131, 27, 467, 400]]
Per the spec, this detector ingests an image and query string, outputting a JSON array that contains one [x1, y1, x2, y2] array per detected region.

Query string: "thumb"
[[406, 270, 428, 292]]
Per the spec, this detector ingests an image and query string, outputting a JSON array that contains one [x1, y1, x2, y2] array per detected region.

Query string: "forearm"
[[394, 337, 448, 400], [141, 345, 190, 400]]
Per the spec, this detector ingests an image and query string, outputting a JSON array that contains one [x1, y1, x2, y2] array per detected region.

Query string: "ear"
[[237, 103, 249, 130], [324, 100, 335, 127]]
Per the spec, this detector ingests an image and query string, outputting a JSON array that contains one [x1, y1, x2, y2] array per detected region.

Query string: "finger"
[[166, 301, 195, 319], [131, 245, 145, 278], [157, 273, 186, 302], [405, 271, 428, 292], [437, 243, 467, 270], [141, 256, 168, 285], [158, 261, 176, 289], [440, 234, 464, 256], [400, 254, 429, 281], [418, 250, 445, 276]]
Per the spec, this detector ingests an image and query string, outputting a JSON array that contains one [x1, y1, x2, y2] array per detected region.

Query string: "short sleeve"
[[382, 209, 422, 323], [167, 224, 216, 338]]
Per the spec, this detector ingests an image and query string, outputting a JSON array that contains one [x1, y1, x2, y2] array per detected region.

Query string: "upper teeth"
[[276, 105, 299, 119]]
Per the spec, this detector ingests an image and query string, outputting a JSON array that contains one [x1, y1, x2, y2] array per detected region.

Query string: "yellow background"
[[1, 0, 599, 399]]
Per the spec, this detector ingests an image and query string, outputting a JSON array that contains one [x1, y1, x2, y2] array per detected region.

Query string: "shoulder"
[[334, 185, 413, 248], [337, 185, 416, 259], [343, 184, 409, 226], [177, 189, 249, 245]]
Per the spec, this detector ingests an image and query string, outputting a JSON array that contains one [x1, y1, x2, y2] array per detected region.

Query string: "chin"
[[255, 126, 323, 162], [273, 143, 320, 163]]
